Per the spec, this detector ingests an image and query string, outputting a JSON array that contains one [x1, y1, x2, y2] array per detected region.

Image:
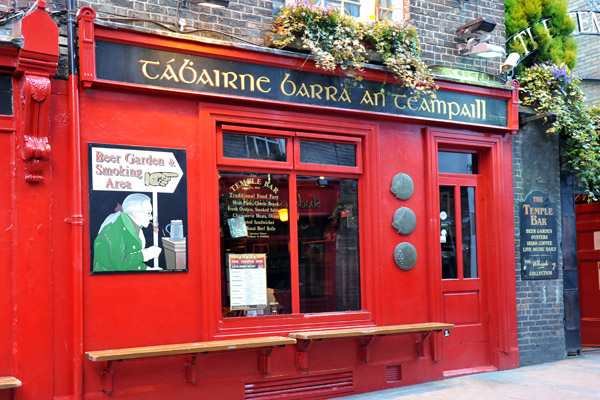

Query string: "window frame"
[[275, 0, 404, 21], [215, 125, 370, 335], [294, 132, 363, 174], [217, 124, 294, 170]]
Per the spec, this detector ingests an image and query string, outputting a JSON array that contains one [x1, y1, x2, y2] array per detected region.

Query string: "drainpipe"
[[65, 0, 83, 399]]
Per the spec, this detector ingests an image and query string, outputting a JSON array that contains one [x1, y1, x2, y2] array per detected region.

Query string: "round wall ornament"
[[392, 207, 416, 235], [394, 242, 417, 270], [390, 173, 414, 200]]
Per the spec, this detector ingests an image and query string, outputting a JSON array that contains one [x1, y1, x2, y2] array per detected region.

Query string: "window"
[[273, 0, 404, 21], [218, 128, 361, 317], [438, 151, 479, 280]]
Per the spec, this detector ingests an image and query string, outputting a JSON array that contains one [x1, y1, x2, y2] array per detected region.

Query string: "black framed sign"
[[88, 143, 188, 274], [520, 191, 559, 280], [94, 40, 509, 128]]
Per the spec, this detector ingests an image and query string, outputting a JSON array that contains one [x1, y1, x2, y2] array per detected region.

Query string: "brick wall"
[[409, 0, 505, 78], [512, 116, 567, 366], [37, 0, 508, 81], [568, 0, 600, 105]]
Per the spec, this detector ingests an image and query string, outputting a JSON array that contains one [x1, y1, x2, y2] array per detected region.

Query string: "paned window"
[[218, 127, 361, 317], [273, 0, 403, 21]]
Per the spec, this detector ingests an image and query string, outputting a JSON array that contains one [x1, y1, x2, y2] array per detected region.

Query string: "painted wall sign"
[[0, 73, 13, 116], [222, 174, 287, 240], [569, 10, 600, 35], [506, 18, 551, 59], [520, 191, 559, 280], [88, 143, 188, 274], [94, 40, 509, 128]]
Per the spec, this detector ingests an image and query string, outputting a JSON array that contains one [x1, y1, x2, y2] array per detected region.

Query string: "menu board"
[[228, 254, 267, 310], [520, 191, 558, 280], [223, 174, 288, 239]]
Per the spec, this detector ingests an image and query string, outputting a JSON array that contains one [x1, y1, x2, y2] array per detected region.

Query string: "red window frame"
[[214, 123, 370, 336]]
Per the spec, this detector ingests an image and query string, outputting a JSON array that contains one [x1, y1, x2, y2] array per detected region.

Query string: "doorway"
[[438, 151, 492, 374]]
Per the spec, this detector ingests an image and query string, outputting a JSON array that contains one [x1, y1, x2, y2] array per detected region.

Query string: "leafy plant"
[[363, 19, 436, 95], [272, 1, 436, 95], [519, 62, 600, 196], [505, 0, 577, 75]]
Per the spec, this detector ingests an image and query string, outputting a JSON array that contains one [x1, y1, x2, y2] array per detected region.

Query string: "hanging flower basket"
[[271, 1, 436, 95]]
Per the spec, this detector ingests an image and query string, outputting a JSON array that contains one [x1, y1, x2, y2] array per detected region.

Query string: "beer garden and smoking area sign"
[[88, 144, 188, 274]]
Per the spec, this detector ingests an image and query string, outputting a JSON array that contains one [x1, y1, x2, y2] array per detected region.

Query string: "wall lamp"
[[456, 18, 506, 59], [184, 0, 230, 7]]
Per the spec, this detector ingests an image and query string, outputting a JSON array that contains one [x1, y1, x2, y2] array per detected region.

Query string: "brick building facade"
[[569, 0, 600, 104], [0, 1, 585, 399]]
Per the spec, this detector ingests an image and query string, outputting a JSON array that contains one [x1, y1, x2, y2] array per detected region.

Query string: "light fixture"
[[456, 18, 506, 59], [456, 18, 497, 41], [317, 176, 328, 187], [277, 208, 289, 222], [461, 41, 506, 58], [185, 0, 230, 7]]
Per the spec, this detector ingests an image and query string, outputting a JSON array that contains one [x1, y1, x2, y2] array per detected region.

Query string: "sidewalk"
[[335, 348, 600, 400]]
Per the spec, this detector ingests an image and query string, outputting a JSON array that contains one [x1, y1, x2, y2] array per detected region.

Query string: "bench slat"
[[289, 322, 454, 340], [0, 376, 22, 390], [85, 336, 297, 362]]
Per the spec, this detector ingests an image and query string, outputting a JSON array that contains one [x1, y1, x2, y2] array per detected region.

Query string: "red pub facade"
[[1, 3, 521, 399]]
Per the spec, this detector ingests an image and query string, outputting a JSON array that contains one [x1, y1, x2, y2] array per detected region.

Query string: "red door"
[[439, 173, 491, 374], [576, 201, 600, 346]]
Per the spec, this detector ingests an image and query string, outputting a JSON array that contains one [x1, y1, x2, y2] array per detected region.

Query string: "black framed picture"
[[88, 143, 188, 274]]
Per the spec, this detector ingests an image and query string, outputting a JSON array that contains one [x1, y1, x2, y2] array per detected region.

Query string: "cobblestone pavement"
[[335, 348, 600, 400]]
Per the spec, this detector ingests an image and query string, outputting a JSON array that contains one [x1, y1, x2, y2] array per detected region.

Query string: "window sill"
[[214, 310, 374, 338]]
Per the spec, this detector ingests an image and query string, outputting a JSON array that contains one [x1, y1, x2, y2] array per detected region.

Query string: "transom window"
[[218, 126, 362, 317]]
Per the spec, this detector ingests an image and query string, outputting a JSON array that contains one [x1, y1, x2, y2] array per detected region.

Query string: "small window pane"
[[219, 171, 291, 317], [223, 134, 287, 162], [438, 152, 478, 174], [440, 186, 457, 279], [300, 140, 356, 167], [297, 176, 360, 313], [461, 187, 478, 278]]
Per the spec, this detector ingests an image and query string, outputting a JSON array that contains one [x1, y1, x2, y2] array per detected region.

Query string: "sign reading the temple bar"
[[94, 41, 509, 128], [88, 143, 188, 274], [520, 191, 558, 280]]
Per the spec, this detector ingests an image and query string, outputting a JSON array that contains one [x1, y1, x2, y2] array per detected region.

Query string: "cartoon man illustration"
[[93, 193, 163, 272]]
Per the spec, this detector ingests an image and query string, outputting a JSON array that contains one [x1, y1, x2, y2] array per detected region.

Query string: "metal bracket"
[[295, 339, 314, 370], [258, 347, 275, 375], [417, 332, 433, 358], [101, 360, 115, 395], [359, 336, 376, 363], [185, 355, 197, 384]]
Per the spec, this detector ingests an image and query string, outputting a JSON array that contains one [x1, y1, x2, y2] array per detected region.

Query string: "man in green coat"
[[93, 193, 162, 272]]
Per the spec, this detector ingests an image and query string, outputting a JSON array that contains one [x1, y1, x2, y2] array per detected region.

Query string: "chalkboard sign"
[[520, 191, 558, 279]]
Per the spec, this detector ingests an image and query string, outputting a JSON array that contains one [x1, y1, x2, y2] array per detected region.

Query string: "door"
[[438, 152, 491, 374], [575, 201, 600, 346]]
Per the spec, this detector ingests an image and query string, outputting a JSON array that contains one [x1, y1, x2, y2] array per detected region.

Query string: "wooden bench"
[[0, 377, 21, 390], [289, 322, 454, 369], [0, 376, 21, 400], [85, 336, 296, 394]]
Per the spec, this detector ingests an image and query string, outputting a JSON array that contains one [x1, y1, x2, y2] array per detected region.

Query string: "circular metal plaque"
[[390, 173, 414, 200], [394, 242, 417, 271], [392, 207, 416, 235]]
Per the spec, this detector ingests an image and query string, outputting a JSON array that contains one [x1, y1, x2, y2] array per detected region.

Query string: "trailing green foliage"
[[272, 1, 436, 95], [505, 0, 576, 75], [519, 63, 600, 195]]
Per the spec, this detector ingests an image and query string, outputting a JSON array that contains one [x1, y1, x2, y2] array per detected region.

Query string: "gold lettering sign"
[[97, 41, 510, 127]]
